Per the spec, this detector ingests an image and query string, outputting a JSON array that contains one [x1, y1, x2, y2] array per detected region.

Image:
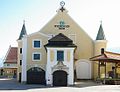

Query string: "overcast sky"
[[0, 0, 120, 61]]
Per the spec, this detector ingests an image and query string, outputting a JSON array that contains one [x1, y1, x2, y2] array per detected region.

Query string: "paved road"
[[0, 78, 46, 90], [0, 78, 120, 92]]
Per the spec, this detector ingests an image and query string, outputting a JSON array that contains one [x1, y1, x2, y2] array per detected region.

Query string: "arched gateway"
[[27, 67, 46, 84], [53, 70, 67, 86]]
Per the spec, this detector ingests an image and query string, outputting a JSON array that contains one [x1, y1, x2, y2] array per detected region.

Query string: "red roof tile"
[[4, 47, 17, 64], [90, 51, 120, 62]]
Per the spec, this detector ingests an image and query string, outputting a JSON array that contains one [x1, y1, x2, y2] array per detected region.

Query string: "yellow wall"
[[17, 9, 109, 80], [93, 40, 107, 79], [67, 51, 70, 62], [50, 50, 54, 62], [17, 10, 94, 80], [94, 40, 107, 56], [40, 11, 94, 60], [26, 32, 48, 71]]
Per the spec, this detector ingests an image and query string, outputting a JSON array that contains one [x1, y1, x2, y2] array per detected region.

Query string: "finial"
[[60, 1, 65, 7], [23, 20, 25, 25], [100, 20, 102, 25], [60, 1, 65, 12]]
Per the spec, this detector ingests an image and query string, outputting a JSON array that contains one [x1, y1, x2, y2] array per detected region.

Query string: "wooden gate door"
[[27, 67, 45, 84], [53, 70, 67, 86]]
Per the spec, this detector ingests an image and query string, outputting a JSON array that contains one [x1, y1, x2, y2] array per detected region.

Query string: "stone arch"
[[53, 70, 67, 86], [27, 67, 46, 84]]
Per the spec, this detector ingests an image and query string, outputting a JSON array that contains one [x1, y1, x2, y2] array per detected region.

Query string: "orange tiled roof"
[[105, 51, 120, 60], [4, 47, 17, 64]]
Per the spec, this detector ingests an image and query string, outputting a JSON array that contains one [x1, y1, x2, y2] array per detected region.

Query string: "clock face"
[[60, 1, 65, 7]]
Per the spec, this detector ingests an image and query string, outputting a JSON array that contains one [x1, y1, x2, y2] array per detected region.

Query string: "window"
[[33, 40, 41, 48], [57, 51, 64, 61], [7, 64, 10, 66], [33, 53, 41, 61], [20, 48, 22, 54], [20, 60, 22, 65]]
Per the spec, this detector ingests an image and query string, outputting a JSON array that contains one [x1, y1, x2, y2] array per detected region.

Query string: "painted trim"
[[32, 39, 42, 49], [21, 35, 27, 82], [17, 40, 22, 42], [56, 50, 64, 61], [94, 40, 107, 43], [25, 32, 49, 38], [48, 34, 55, 40], [47, 47, 75, 50], [32, 52, 42, 61]]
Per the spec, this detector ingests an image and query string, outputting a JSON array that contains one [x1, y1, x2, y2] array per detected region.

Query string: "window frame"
[[20, 60, 22, 66], [57, 50, 64, 61], [32, 52, 41, 61], [32, 39, 42, 49], [20, 48, 22, 54]]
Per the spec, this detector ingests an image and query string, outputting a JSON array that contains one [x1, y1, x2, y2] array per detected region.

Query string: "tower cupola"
[[18, 21, 27, 40], [96, 22, 106, 40]]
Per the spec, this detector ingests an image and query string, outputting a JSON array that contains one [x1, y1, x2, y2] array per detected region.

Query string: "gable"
[[39, 9, 92, 41], [4, 47, 17, 64], [39, 8, 94, 59]]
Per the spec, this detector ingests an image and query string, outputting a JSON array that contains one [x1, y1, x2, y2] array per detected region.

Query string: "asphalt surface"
[[0, 78, 120, 92]]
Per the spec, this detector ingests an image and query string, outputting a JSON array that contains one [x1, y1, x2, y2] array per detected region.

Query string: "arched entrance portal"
[[27, 67, 45, 84], [53, 70, 67, 86]]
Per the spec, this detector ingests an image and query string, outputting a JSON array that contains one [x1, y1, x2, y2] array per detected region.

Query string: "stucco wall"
[[40, 10, 94, 60], [26, 32, 48, 71], [17, 40, 22, 81]]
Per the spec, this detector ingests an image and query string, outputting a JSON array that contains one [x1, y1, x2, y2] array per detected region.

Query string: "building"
[[16, 1, 120, 86], [2, 46, 17, 78]]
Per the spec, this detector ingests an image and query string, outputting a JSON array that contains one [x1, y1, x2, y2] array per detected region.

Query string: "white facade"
[[21, 35, 27, 83], [46, 47, 75, 86]]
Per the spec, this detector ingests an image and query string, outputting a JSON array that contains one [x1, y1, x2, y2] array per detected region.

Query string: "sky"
[[0, 0, 120, 65]]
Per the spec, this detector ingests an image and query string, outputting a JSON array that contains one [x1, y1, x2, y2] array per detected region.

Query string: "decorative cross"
[[60, 7, 65, 12]]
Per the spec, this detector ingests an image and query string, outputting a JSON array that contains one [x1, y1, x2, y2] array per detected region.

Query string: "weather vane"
[[60, 1, 65, 7]]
